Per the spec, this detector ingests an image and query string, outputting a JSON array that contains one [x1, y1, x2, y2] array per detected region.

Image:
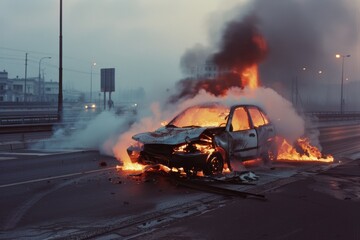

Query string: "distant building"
[[24, 78, 38, 102], [0, 69, 60, 102], [44, 81, 58, 102], [186, 61, 231, 80], [11, 77, 38, 102], [0, 70, 12, 101]]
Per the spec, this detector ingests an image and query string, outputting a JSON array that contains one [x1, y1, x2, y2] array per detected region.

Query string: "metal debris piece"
[[209, 171, 259, 185]]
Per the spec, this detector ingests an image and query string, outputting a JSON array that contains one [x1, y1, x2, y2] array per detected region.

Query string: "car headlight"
[[84, 105, 88, 109], [91, 104, 96, 108]]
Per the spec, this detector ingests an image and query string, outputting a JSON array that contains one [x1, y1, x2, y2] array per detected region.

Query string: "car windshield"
[[168, 104, 230, 128]]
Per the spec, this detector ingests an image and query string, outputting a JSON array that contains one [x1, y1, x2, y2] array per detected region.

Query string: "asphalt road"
[[141, 160, 360, 240], [0, 150, 206, 239], [0, 122, 359, 239]]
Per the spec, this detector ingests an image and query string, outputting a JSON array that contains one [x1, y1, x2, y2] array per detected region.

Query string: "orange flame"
[[241, 64, 259, 89], [116, 163, 145, 171], [239, 34, 266, 89], [112, 130, 146, 172], [277, 137, 334, 163]]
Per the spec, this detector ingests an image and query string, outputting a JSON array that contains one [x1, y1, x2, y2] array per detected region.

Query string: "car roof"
[[189, 102, 262, 109]]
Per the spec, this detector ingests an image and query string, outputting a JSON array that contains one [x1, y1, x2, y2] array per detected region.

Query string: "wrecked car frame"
[[127, 103, 277, 175]]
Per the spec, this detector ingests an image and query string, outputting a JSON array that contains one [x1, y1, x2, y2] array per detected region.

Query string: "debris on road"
[[122, 163, 264, 199]]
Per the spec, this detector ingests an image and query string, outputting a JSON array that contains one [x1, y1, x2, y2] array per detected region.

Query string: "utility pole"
[[336, 54, 351, 114], [58, 0, 63, 121], [38, 56, 51, 102], [24, 53, 28, 102]]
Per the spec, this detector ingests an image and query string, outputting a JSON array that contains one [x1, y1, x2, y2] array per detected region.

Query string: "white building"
[[0, 70, 60, 102], [44, 81, 59, 102], [186, 61, 231, 80], [0, 70, 11, 102], [11, 77, 39, 102]]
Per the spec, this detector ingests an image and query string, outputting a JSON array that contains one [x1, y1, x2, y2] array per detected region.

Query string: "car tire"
[[203, 153, 224, 176], [262, 140, 278, 164]]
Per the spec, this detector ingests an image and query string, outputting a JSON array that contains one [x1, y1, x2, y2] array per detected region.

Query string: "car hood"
[[132, 127, 208, 145]]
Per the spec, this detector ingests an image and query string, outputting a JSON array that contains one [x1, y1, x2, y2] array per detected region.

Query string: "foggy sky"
[[0, 0, 359, 101], [0, 0, 243, 93]]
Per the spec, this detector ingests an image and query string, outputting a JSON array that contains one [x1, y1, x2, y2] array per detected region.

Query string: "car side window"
[[259, 110, 270, 124], [231, 107, 250, 131], [248, 107, 266, 127]]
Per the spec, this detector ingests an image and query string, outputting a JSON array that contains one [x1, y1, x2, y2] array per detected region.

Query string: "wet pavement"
[[135, 157, 360, 240]]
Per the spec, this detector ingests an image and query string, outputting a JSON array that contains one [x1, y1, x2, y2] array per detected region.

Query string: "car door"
[[227, 106, 258, 160], [247, 106, 275, 146]]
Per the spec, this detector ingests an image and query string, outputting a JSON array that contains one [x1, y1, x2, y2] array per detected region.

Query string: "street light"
[[335, 54, 351, 113], [39, 56, 51, 101], [90, 62, 96, 102]]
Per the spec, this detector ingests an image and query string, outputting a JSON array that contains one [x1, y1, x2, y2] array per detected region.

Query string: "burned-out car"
[[127, 103, 277, 175]]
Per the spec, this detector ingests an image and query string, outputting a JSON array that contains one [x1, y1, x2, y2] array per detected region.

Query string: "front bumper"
[[170, 152, 208, 169], [127, 146, 208, 170]]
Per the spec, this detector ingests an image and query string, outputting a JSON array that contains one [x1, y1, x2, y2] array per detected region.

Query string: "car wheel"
[[203, 153, 224, 176], [262, 141, 278, 164]]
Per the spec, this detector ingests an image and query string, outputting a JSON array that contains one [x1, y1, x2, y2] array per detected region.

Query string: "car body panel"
[[228, 128, 258, 159], [133, 127, 208, 145]]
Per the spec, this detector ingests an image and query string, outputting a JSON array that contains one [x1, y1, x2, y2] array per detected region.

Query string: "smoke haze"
[[176, 0, 359, 107], [252, 0, 358, 86]]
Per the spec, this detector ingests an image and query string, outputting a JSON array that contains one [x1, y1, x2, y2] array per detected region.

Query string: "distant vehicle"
[[115, 103, 138, 115], [127, 103, 277, 176], [84, 103, 97, 110]]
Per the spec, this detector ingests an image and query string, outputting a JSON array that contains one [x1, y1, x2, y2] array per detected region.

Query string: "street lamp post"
[[90, 62, 96, 102], [335, 54, 351, 113], [38, 56, 51, 102]]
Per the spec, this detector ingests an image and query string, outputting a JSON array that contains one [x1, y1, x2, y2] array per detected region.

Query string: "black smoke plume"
[[169, 0, 358, 108], [169, 15, 267, 103], [212, 15, 267, 69]]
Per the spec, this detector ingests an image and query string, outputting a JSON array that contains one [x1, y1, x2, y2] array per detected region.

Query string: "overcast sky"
[[0, 0, 244, 93], [0, 0, 359, 97]]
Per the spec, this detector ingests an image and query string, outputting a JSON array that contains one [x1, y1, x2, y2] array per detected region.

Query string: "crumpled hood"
[[132, 127, 207, 145]]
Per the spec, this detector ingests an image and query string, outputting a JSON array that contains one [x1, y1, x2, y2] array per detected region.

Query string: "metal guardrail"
[[306, 112, 360, 121], [0, 115, 59, 125]]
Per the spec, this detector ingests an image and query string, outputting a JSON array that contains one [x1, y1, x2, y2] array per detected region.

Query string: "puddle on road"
[[311, 173, 360, 201]]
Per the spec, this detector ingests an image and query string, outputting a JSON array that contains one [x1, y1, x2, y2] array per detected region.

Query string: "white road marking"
[[0, 166, 116, 188], [0, 152, 52, 156], [0, 150, 86, 157]]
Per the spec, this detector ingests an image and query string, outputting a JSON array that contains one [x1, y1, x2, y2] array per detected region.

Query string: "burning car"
[[127, 103, 277, 175]]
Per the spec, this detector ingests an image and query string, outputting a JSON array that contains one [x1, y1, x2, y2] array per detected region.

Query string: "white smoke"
[[32, 111, 134, 151]]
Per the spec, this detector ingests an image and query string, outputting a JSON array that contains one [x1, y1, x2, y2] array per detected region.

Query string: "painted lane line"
[[0, 166, 116, 188], [0, 153, 50, 156], [0, 150, 85, 156]]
